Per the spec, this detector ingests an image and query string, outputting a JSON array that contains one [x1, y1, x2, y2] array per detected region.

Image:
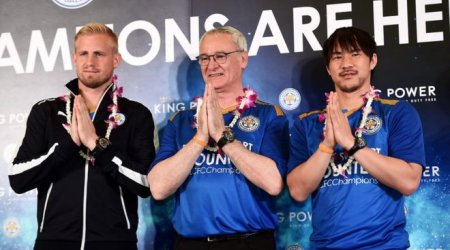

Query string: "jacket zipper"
[[119, 186, 131, 229], [77, 83, 115, 250], [80, 159, 89, 250], [39, 183, 53, 232]]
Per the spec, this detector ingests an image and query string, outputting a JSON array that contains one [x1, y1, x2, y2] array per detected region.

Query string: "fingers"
[[196, 93, 209, 141], [323, 103, 335, 148], [205, 85, 225, 141], [74, 95, 97, 150], [326, 92, 354, 149], [328, 92, 344, 127], [71, 102, 81, 146], [75, 95, 89, 115]]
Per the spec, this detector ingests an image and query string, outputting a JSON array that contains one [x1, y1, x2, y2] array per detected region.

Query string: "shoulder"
[[254, 100, 285, 117], [119, 97, 153, 116], [298, 109, 325, 120], [119, 97, 149, 110], [168, 109, 193, 122], [374, 98, 421, 126], [374, 97, 417, 114], [291, 109, 325, 129], [35, 97, 61, 106], [375, 97, 399, 106], [25, 97, 64, 123], [31, 96, 63, 112]]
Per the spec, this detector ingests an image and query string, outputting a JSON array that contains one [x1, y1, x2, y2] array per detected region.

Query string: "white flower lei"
[[193, 88, 257, 152], [62, 76, 121, 162], [327, 86, 380, 177]]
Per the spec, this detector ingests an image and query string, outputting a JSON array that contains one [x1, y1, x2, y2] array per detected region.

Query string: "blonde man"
[[9, 23, 155, 250]]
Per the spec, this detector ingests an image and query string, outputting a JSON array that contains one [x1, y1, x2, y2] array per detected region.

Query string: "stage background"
[[1, 0, 449, 249]]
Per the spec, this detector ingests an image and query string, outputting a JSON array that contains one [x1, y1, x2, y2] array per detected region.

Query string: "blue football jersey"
[[151, 100, 289, 237], [288, 98, 425, 249]]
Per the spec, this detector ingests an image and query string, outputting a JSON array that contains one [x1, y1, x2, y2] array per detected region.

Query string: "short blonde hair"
[[200, 26, 247, 51], [74, 23, 118, 53]]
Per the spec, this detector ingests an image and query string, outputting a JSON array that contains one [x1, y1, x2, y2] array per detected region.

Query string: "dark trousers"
[[34, 240, 137, 250], [174, 230, 276, 250]]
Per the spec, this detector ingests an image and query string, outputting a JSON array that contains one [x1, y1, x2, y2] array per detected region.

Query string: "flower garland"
[[60, 74, 123, 162], [193, 87, 257, 152], [323, 86, 380, 177]]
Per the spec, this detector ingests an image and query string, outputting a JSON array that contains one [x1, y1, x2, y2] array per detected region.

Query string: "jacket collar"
[[66, 78, 80, 95], [65, 78, 116, 119]]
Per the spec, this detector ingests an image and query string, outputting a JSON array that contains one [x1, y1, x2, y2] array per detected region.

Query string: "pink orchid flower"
[[105, 118, 119, 129]]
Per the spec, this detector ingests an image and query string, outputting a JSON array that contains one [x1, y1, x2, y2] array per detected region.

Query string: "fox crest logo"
[[363, 115, 382, 135], [238, 115, 260, 132]]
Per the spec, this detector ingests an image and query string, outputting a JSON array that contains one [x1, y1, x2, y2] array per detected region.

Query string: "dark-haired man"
[[287, 27, 425, 249]]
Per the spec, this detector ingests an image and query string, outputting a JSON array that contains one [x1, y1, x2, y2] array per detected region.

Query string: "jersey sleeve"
[[388, 101, 426, 167], [287, 117, 310, 173], [260, 111, 290, 177], [148, 117, 179, 170]]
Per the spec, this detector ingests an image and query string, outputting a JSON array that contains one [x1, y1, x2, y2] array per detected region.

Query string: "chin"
[[337, 82, 365, 93], [80, 77, 110, 89], [208, 79, 225, 88]]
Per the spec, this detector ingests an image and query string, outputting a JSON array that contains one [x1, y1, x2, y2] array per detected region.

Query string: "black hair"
[[322, 27, 377, 66]]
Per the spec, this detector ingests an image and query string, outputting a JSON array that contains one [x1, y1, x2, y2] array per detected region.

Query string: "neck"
[[215, 84, 245, 109], [78, 82, 111, 112], [335, 84, 371, 110]]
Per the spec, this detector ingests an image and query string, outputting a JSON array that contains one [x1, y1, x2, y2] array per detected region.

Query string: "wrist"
[[212, 132, 223, 142], [217, 128, 235, 149], [321, 140, 334, 149], [194, 133, 208, 143], [87, 136, 99, 151], [318, 143, 334, 155], [192, 135, 207, 148], [347, 137, 366, 156], [91, 137, 110, 156], [343, 137, 355, 151]]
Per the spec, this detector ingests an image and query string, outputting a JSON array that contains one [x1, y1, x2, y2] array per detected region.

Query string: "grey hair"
[[199, 26, 247, 51]]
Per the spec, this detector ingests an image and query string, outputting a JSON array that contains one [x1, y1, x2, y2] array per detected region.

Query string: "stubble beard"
[[338, 83, 363, 93], [78, 72, 113, 89]]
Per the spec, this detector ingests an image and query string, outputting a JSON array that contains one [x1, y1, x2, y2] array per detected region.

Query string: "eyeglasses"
[[196, 50, 243, 66]]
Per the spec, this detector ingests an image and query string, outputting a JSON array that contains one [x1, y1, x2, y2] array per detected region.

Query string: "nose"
[[341, 54, 353, 69], [86, 54, 96, 66], [206, 56, 219, 70]]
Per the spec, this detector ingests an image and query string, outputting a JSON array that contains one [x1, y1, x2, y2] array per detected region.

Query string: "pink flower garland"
[[60, 74, 122, 162], [193, 87, 258, 152], [319, 86, 380, 177]]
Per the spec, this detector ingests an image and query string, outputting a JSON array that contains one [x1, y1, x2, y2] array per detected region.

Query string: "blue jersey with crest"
[[151, 100, 289, 237], [288, 98, 425, 249]]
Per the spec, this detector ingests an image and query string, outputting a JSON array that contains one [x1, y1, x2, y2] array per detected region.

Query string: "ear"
[[369, 53, 377, 70], [240, 51, 249, 69], [326, 65, 331, 76], [113, 53, 122, 69]]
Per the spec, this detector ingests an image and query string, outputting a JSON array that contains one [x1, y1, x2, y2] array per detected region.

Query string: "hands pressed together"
[[195, 83, 227, 144], [323, 92, 355, 151], [70, 95, 98, 151]]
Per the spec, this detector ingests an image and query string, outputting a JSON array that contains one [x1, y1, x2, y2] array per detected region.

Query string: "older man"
[[148, 26, 289, 250]]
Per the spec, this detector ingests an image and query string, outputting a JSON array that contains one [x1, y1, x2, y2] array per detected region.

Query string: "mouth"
[[207, 72, 224, 78], [339, 70, 357, 78]]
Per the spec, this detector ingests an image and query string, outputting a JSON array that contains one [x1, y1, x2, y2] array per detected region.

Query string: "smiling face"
[[326, 44, 377, 93], [199, 33, 248, 91], [73, 34, 121, 89]]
